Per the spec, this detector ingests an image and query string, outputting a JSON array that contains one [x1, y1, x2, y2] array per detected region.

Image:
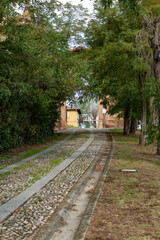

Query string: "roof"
[[18, 4, 32, 26], [67, 107, 81, 114], [0, 5, 32, 27], [70, 46, 88, 53]]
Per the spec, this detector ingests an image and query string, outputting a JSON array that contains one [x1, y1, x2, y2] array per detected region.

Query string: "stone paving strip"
[[0, 132, 90, 206], [0, 131, 76, 174], [0, 131, 105, 240]]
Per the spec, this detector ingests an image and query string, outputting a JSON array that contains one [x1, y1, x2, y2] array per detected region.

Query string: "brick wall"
[[54, 103, 67, 131], [98, 99, 123, 128]]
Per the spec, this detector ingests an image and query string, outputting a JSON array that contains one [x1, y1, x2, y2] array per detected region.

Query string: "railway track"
[[0, 129, 113, 240]]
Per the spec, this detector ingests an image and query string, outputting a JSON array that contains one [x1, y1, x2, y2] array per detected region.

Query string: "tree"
[[84, 0, 160, 151], [85, 1, 142, 136], [0, 0, 88, 151], [133, 0, 160, 152], [142, 16, 160, 154], [78, 99, 98, 127]]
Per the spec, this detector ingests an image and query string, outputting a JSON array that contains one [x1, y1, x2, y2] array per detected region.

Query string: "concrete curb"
[[73, 130, 114, 240], [0, 130, 76, 174], [0, 131, 94, 223]]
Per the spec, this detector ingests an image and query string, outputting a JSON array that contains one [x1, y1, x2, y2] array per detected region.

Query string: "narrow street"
[[0, 129, 113, 240]]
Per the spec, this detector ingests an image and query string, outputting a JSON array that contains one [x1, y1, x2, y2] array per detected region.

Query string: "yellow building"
[[67, 107, 81, 128]]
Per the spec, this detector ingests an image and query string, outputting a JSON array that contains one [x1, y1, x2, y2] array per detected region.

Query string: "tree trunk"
[[152, 21, 160, 155], [154, 61, 160, 154], [149, 97, 156, 125], [103, 113, 106, 128], [123, 107, 130, 135], [130, 118, 137, 136], [93, 120, 97, 127], [58, 107, 61, 131], [157, 144, 160, 155], [139, 73, 147, 145], [149, 71, 156, 124], [157, 108, 160, 155], [144, 17, 160, 154]]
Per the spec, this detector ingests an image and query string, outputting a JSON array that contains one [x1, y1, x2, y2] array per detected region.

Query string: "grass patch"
[[0, 156, 8, 160], [67, 126, 80, 129], [0, 171, 11, 180], [48, 133, 69, 140], [14, 162, 33, 171], [0, 162, 33, 180], [110, 128, 123, 133], [72, 132, 90, 139], [50, 149, 75, 168], [86, 131, 160, 240], [30, 167, 50, 183]]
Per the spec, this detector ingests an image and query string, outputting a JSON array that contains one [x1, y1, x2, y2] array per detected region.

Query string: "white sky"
[[16, 1, 94, 14], [59, 0, 94, 13]]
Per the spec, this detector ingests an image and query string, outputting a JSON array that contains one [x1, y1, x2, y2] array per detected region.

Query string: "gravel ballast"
[[0, 133, 89, 206], [0, 131, 106, 240]]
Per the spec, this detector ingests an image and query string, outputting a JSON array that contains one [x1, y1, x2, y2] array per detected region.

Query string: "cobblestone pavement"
[[0, 130, 106, 240]]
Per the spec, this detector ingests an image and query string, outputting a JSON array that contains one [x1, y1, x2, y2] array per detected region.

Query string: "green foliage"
[[99, 0, 113, 8], [146, 124, 160, 145], [84, 0, 160, 138], [0, 1, 87, 151], [119, 0, 140, 12], [142, 0, 160, 16], [85, 4, 142, 121]]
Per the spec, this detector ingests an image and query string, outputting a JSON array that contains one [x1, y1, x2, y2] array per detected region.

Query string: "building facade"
[[98, 99, 123, 128], [67, 107, 81, 128]]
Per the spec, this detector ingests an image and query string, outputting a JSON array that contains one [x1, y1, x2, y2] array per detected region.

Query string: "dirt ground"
[[85, 132, 160, 240]]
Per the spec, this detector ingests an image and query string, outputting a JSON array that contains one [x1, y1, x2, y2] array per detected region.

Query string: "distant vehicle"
[[137, 124, 141, 130], [80, 123, 85, 128], [137, 121, 141, 130], [80, 122, 95, 129]]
